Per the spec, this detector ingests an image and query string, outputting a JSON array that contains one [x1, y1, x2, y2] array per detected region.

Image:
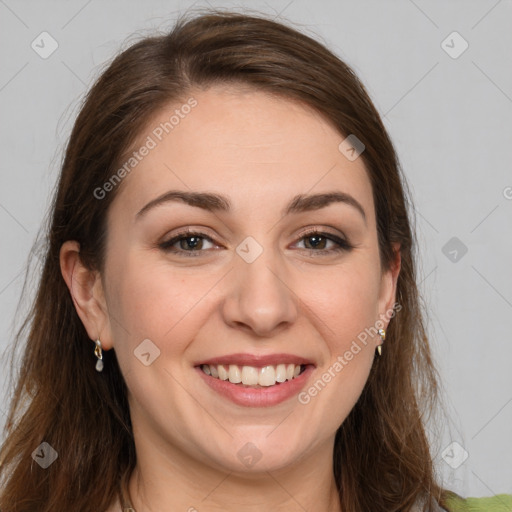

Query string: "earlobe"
[[59, 241, 113, 350]]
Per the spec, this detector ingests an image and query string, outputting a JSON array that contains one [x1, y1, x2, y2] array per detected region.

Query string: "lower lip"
[[195, 365, 315, 407]]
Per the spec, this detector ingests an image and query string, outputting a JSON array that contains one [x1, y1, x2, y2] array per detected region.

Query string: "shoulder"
[[443, 493, 512, 511]]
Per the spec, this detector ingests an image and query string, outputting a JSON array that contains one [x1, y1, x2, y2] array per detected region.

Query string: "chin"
[[196, 427, 313, 475]]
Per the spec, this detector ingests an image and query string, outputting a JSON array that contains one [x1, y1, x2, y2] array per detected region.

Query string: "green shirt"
[[444, 494, 512, 511]]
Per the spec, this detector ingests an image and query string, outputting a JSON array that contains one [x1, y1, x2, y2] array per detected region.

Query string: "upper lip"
[[196, 353, 315, 367]]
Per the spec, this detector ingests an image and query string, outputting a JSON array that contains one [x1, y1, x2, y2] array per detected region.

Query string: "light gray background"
[[1, 0, 511, 500]]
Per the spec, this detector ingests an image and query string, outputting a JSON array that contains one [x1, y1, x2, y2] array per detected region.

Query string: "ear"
[[59, 240, 114, 350], [377, 242, 401, 322]]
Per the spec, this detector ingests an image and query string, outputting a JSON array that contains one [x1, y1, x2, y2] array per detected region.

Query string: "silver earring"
[[377, 329, 386, 356], [94, 339, 104, 372]]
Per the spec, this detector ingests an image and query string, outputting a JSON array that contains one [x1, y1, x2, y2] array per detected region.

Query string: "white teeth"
[[241, 366, 259, 385], [228, 364, 242, 384], [201, 363, 305, 386], [259, 366, 276, 387], [218, 364, 229, 380], [275, 364, 287, 383]]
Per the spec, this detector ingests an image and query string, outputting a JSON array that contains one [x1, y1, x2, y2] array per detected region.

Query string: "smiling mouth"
[[200, 363, 307, 387]]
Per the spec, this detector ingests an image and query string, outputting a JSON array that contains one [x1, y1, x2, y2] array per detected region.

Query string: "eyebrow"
[[135, 190, 367, 224]]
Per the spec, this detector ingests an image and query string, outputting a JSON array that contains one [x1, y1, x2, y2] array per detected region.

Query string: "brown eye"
[[159, 232, 217, 254], [177, 236, 204, 250], [295, 231, 353, 254], [303, 234, 328, 250]]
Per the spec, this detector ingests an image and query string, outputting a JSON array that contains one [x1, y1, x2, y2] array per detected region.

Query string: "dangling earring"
[[94, 339, 104, 372], [377, 329, 386, 356]]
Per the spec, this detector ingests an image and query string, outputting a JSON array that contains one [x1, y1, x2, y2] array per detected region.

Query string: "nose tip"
[[221, 258, 298, 337]]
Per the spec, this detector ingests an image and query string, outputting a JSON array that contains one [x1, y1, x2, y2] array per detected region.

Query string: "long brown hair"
[[0, 10, 456, 511]]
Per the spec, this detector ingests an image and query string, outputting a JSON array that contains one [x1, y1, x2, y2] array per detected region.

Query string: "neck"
[[128, 434, 341, 512]]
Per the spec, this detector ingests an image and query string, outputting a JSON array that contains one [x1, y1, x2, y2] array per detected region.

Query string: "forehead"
[[111, 86, 374, 221]]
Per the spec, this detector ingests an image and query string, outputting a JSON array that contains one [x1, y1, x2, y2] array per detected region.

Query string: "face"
[[92, 86, 398, 474]]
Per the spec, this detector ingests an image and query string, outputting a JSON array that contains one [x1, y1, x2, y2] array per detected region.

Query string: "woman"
[[0, 11, 510, 512]]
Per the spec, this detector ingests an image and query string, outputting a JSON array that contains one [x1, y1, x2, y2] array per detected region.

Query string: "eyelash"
[[158, 228, 353, 257]]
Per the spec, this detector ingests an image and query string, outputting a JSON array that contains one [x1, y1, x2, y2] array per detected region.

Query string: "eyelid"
[[160, 226, 219, 242], [294, 225, 347, 240], [158, 228, 223, 252], [290, 228, 352, 253]]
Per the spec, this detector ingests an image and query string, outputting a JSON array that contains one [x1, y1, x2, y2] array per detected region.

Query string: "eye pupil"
[[305, 235, 326, 249], [181, 236, 202, 250]]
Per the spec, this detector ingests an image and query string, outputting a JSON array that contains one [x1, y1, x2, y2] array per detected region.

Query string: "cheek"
[[304, 260, 382, 350], [105, 251, 220, 360], [291, 263, 381, 438], [105, 255, 215, 415]]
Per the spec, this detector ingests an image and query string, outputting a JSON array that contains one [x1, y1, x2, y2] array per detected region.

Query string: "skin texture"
[[61, 86, 401, 511]]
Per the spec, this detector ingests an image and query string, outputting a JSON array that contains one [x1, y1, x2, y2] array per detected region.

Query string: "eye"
[[293, 230, 353, 255], [159, 231, 219, 255], [158, 228, 353, 257]]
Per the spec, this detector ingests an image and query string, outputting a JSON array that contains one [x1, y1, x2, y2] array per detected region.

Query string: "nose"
[[221, 249, 299, 337]]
